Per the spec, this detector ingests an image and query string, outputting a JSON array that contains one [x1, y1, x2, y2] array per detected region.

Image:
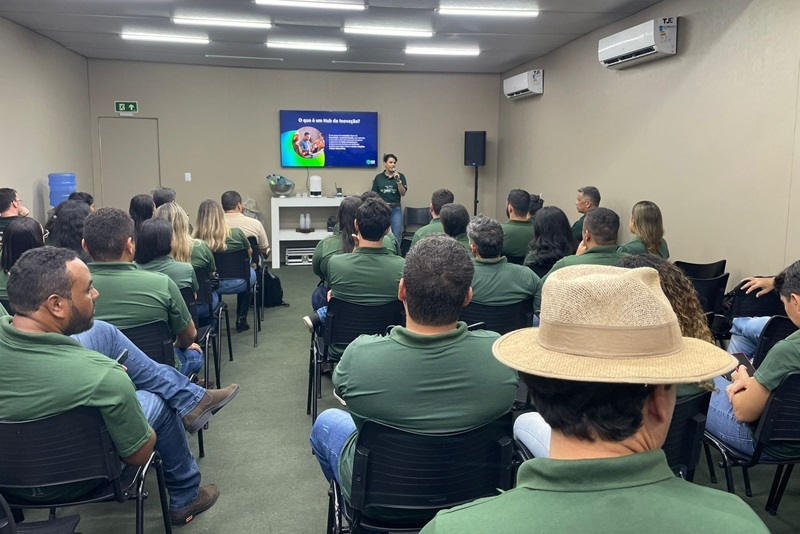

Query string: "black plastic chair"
[[247, 236, 267, 323], [119, 321, 175, 367], [459, 298, 534, 335], [400, 207, 432, 256], [0, 299, 11, 315], [196, 267, 232, 369], [728, 280, 786, 319], [214, 248, 260, 349], [753, 316, 799, 369], [691, 273, 730, 314], [179, 286, 220, 390], [674, 259, 727, 279], [327, 412, 514, 534], [0, 407, 172, 534], [704, 372, 800, 515], [307, 299, 405, 422], [0, 493, 80, 534], [662, 391, 712, 481]]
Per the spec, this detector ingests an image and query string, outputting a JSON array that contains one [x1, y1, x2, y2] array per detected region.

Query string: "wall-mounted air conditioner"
[[598, 17, 677, 69], [503, 69, 543, 99]]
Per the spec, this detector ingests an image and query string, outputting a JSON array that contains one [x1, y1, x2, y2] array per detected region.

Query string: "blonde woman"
[[617, 200, 670, 258], [193, 199, 254, 332]]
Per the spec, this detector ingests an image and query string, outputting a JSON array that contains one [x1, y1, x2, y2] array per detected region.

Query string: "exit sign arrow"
[[115, 101, 139, 114]]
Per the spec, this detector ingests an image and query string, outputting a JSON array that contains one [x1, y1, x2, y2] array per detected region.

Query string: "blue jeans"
[[174, 347, 203, 377], [390, 205, 402, 242], [72, 320, 203, 510], [309, 409, 356, 483], [728, 316, 771, 358], [513, 412, 552, 459], [217, 267, 257, 319], [706, 376, 775, 460]]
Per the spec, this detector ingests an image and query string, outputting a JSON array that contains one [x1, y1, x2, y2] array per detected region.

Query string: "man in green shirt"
[[0, 247, 226, 527], [571, 185, 600, 245], [440, 203, 471, 252], [421, 265, 765, 533], [468, 215, 542, 312], [310, 235, 517, 518], [707, 261, 800, 460], [501, 189, 535, 261], [0, 187, 29, 240], [410, 188, 454, 248], [545, 207, 627, 279]]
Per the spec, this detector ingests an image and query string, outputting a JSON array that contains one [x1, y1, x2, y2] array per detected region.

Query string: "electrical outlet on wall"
[[184, 172, 191, 182]]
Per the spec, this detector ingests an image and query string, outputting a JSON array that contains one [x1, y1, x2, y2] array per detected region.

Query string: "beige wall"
[[0, 17, 92, 220], [498, 0, 800, 284], [87, 60, 500, 230]]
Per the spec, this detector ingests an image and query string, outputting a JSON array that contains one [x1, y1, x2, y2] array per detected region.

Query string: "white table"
[[271, 196, 344, 269]]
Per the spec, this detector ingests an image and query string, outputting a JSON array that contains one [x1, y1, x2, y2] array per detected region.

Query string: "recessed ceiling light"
[[121, 32, 210, 44], [173, 17, 272, 29], [405, 46, 480, 56], [206, 55, 284, 61], [332, 60, 406, 66], [267, 41, 348, 52], [437, 7, 539, 17], [254, 0, 365, 11], [344, 27, 433, 38]]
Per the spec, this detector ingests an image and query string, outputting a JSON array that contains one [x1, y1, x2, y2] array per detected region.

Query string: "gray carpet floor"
[[21, 266, 800, 532]]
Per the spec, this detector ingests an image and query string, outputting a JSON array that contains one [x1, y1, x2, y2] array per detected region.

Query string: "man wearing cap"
[[420, 265, 767, 533], [543, 207, 627, 279], [310, 234, 518, 521]]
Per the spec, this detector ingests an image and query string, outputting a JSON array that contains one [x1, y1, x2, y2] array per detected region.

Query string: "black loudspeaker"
[[464, 131, 486, 167]]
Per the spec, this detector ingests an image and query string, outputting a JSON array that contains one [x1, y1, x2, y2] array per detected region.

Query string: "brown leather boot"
[[182, 384, 240, 434], [170, 484, 220, 527]]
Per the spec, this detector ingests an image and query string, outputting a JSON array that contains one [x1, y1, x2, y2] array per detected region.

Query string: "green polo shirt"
[[545, 245, 628, 280], [754, 330, 800, 459], [225, 227, 250, 253], [571, 214, 585, 243], [618, 236, 670, 259], [452, 233, 471, 253], [327, 247, 404, 304], [312, 233, 398, 284], [334, 322, 518, 506], [136, 256, 198, 292], [371, 172, 407, 204], [420, 449, 767, 533], [88, 262, 191, 335], [0, 215, 20, 236], [471, 257, 542, 312], [0, 270, 8, 300], [0, 316, 151, 502], [410, 218, 443, 248], [501, 219, 535, 259], [190, 239, 216, 272]]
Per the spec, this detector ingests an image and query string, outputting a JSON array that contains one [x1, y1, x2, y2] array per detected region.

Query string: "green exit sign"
[[115, 101, 139, 113]]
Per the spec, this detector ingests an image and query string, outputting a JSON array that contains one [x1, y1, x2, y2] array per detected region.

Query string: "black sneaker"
[[303, 312, 322, 333], [235, 319, 250, 332]]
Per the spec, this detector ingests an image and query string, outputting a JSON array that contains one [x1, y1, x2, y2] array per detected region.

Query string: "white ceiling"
[[0, 0, 662, 74]]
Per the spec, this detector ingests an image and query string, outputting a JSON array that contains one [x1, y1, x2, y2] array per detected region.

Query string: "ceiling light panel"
[[437, 7, 539, 17], [254, 0, 365, 11], [121, 33, 210, 44], [206, 55, 284, 61], [267, 41, 348, 52], [344, 27, 433, 37], [405, 46, 480, 56], [173, 17, 272, 29]]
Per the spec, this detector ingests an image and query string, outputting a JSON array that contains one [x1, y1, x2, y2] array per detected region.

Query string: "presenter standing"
[[371, 153, 407, 241]]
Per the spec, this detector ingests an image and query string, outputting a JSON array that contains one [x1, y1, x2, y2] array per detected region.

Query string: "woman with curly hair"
[[523, 206, 575, 278], [45, 199, 92, 262], [618, 200, 670, 258]]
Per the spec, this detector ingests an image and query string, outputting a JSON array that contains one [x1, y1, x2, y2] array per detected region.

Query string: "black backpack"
[[261, 268, 289, 308]]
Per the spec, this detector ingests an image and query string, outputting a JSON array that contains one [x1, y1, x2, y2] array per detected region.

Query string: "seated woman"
[[0, 217, 45, 302], [44, 199, 92, 262], [193, 199, 255, 333], [515, 254, 714, 458], [155, 202, 219, 318], [439, 203, 471, 252], [129, 193, 155, 239], [617, 200, 670, 258], [134, 218, 203, 378], [523, 206, 575, 278]]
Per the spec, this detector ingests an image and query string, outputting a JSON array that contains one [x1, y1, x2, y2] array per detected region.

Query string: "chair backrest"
[[179, 286, 199, 326], [674, 259, 727, 279], [728, 281, 786, 319], [690, 273, 730, 314], [505, 255, 525, 266], [662, 391, 712, 478], [323, 298, 405, 348], [751, 372, 800, 452], [213, 248, 250, 281], [350, 412, 514, 521], [246, 236, 264, 265], [0, 493, 16, 534], [754, 316, 799, 369], [194, 267, 215, 308], [403, 207, 432, 232], [120, 320, 175, 367], [0, 408, 124, 500], [459, 298, 534, 335]]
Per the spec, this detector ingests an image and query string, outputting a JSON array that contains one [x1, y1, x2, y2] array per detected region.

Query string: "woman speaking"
[[371, 153, 407, 241]]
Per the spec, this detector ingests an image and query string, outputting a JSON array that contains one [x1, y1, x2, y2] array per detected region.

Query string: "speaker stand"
[[472, 163, 479, 216]]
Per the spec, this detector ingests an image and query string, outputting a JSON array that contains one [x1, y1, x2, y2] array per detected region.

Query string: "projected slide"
[[280, 110, 378, 168]]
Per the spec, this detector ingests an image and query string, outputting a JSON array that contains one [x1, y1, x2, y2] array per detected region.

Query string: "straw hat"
[[493, 265, 736, 384]]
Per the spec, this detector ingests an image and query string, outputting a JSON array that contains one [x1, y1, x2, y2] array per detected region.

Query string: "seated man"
[[222, 190, 269, 255], [310, 235, 518, 520], [706, 261, 800, 460], [0, 247, 233, 527], [501, 189, 535, 259], [83, 208, 203, 377], [467, 215, 542, 312], [0, 187, 29, 238], [410, 188, 454, 248], [439, 203, 471, 252], [421, 265, 766, 533], [152, 186, 177, 208], [544, 207, 627, 279], [571, 185, 600, 245]]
